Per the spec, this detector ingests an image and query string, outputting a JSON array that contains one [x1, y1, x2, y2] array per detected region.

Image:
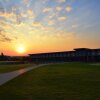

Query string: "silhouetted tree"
[[1, 52, 4, 57]]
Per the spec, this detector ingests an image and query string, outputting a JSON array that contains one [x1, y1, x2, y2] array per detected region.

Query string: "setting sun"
[[17, 46, 26, 54]]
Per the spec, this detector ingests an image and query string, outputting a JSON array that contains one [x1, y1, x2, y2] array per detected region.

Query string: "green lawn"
[[0, 63, 34, 73], [0, 63, 100, 100]]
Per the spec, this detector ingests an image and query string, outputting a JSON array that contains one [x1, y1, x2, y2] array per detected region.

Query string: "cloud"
[[33, 22, 42, 27], [56, 6, 62, 11], [48, 20, 55, 25], [0, 12, 15, 18], [56, 0, 66, 3], [65, 6, 72, 12], [23, 0, 29, 4], [0, 30, 12, 42], [27, 9, 34, 18], [48, 13, 57, 19], [0, 0, 73, 44], [0, 7, 35, 25], [43, 7, 52, 13], [55, 31, 75, 39], [58, 16, 66, 21], [0, 11, 19, 24], [27, 10, 33, 16]]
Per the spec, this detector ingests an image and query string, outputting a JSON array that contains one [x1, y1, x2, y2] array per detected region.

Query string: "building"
[[29, 48, 100, 64]]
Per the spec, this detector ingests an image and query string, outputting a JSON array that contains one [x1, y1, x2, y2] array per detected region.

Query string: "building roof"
[[74, 48, 91, 51]]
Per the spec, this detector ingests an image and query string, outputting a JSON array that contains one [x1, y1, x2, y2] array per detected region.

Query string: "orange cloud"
[[23, 0, 29, 4], [48, 20, 55, 25], [27, 10, 34, 18], [43, 7, 52, 13], [0, 12, 16, 19], [58, 16, 66, 21], [56, 6, 62, 11], [66, 6, 72, 12]]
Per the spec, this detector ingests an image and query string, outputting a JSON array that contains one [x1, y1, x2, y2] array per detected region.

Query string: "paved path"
[[0, 65, 43, 86], [90, 63, 100, 65]]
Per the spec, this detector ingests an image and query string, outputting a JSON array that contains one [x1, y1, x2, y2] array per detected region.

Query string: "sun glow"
[[17, 46, 26, 54]]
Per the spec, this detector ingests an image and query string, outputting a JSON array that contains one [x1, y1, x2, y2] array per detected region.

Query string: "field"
[[0, 63, 100, 100], [0, 62, 34, 73]]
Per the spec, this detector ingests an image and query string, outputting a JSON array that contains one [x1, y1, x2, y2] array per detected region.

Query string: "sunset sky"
[[0, 0, 100, 56]]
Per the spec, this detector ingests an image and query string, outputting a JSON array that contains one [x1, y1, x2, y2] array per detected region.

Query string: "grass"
[[0, 63, 34, 73], [0, 63, 100, 100]]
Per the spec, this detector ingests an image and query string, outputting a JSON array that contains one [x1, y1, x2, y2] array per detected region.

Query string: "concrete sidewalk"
[[0, 65, 43, 86]]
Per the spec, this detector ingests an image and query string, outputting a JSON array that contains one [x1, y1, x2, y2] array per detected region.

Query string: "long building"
[[29, 48, 100, 63]]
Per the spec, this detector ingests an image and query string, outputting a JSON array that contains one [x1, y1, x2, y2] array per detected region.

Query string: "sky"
[[0, 0, 100, 56]]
